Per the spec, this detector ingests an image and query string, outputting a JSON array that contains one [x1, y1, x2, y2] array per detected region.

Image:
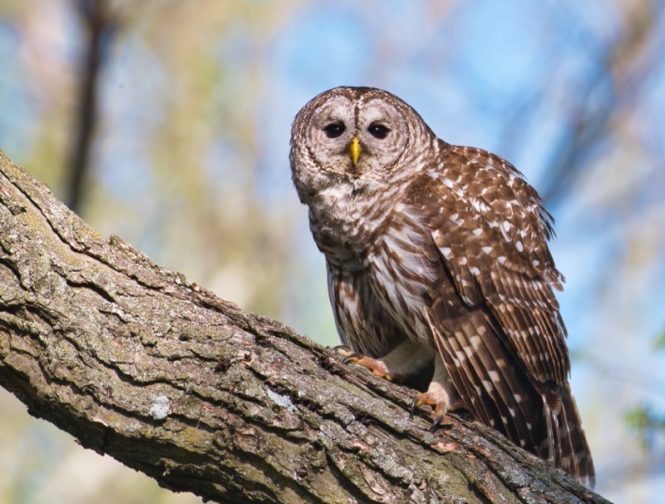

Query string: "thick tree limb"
[[0, 151, 609, 503]]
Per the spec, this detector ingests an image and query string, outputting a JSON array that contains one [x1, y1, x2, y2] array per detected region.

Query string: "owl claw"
[[340, 353, 394, 381], [332, 344, 354, 355], [429, 415, 444, 433], [341, 352, 361, 365], [412, 391, 453, 431]]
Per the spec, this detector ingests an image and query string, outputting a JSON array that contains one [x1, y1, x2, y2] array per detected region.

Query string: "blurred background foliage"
[[0, 1, 664, 502]]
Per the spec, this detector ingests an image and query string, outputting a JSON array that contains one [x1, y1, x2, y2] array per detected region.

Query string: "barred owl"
[[289, 86, 594, 486]]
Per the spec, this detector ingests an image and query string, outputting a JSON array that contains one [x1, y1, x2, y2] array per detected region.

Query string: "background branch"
[[65, 0, 116, 213]]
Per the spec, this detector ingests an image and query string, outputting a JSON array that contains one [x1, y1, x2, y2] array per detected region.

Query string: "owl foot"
[[412, 390, 455, 432], [340, 352, 394, 381], [332, 344, 354, 356]]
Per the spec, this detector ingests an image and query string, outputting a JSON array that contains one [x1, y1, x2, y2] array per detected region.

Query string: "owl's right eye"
[[323, 122, 346, 138]]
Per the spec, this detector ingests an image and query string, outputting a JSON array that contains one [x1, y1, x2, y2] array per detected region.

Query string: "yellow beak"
[[349, 136, 361, 166]]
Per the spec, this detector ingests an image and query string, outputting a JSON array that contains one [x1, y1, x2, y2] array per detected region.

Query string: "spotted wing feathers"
[[406, 144, 594, 485]]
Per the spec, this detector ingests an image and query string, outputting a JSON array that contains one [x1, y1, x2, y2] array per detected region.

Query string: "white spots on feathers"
[[441, 247, 453, 259], [471, 199, 491, 213]]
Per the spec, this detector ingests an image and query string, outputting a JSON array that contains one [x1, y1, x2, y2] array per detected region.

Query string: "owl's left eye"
[[323, 122, 346, 138], [368, 122, 390, 139]]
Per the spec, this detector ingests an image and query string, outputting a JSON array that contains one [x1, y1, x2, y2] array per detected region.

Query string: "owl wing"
[[418, 145, 570, 388], [423, 284, 549, 453], [404, 145, 593, 484]]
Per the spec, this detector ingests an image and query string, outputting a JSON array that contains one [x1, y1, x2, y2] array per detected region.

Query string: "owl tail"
[[542, 385, 595, 488]]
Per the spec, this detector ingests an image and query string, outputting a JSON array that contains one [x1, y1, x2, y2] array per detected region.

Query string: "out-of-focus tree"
[[65, 0, 117, 212]]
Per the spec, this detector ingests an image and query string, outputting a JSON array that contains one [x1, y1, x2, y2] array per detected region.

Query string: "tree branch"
[[66, 0, 116, 212], [0, 151, 610, 503]]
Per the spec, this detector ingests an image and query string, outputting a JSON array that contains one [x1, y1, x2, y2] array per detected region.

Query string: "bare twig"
[[65, 0, 117, 213]]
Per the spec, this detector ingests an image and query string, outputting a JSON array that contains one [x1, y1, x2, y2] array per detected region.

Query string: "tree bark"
[[0, 151, 610, 504]]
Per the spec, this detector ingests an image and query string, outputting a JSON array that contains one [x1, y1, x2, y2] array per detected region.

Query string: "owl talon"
[[341, 353, 361, 365], [409, 396, 420, 419], [342, 354, 394, 381], [413, 391, 452, 431], [429, 415, 444, 433], [332, 344, 354, 355]]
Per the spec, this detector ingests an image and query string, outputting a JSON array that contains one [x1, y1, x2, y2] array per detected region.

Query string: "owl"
[[289, 86, 594, 487]]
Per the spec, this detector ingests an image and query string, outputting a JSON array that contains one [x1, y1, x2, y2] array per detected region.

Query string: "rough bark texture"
[[0, 151, 610, 504]]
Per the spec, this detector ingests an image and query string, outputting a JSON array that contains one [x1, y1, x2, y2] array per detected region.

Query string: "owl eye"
[[368, 122, 390, 139], [323, 122, 346, 138]]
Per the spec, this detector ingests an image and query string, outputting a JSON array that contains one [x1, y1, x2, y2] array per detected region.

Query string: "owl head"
[[290, 86, 435, 203]]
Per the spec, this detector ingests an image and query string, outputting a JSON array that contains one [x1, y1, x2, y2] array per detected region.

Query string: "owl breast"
[[365, 206, 440, 347], [309, 174, 437, 349], [307, 179, 393, 271]]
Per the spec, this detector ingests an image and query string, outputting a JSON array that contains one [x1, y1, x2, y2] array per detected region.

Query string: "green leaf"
[[625, 405, 650, 431], [655, 329, 665, 350]]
